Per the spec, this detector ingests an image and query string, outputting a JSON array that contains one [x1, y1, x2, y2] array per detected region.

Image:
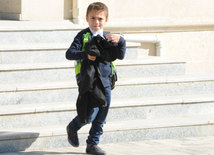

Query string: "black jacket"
[[76, 60, 106, 123], [85, 35, 121, 63]]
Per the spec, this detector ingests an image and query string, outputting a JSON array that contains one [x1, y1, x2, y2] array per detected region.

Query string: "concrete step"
[[0, 75, 214, 105], [0, 21, 83, 32], [3, 136, 214, 155], [0, 44, 69, 64], [0, 114, 214, 152], [0, 42, 139, 64], [0, 58, 185, 83], [0, 29, 79, 45], [0, 20, 140, 62], [0, 62, 76, 83], [116, 57, 185, 78], [114, 74, 214, 98], [0, 21, 140, 61], [1, 94, 214, 129]]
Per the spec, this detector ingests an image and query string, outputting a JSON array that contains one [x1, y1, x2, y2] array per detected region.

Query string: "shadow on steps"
[[0, 131, 39, 153]]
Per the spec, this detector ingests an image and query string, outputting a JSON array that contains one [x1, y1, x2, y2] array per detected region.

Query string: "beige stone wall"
[[121, 29, 214, 74], [0, 0, 73, 20], [157, 31, 214, 74], [1, 0, 214, 24], [79, 0, 214, 26], [21, 0, 64, 21], [64, 0, 73, 20], [0, 0, 21, 13]]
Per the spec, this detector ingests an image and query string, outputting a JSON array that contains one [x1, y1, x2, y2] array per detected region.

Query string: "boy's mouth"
[[93, 26, 100, 30]]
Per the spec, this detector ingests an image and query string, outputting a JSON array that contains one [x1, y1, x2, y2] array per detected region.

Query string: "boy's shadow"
[[14, 151, 87, 155]]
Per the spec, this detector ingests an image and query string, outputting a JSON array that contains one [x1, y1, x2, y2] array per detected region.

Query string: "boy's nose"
[[94, 19, 99, 23]]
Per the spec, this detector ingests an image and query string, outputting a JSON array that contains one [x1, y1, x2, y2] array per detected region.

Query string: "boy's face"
[[86, 10, 108, 32]]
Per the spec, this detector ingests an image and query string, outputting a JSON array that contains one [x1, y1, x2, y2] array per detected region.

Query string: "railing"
[[124, 34, 162, 56]]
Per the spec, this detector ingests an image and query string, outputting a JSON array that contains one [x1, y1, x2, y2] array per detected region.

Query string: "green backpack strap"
[[110, 61, 116, 75], [82, 32, 91, 52], [110, 61, 117, 90], [75, 32, 91, 75]]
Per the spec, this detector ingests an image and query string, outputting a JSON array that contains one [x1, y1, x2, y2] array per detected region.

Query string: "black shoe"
[[86, 144, 106, 155], [66, 125, 79, 147]]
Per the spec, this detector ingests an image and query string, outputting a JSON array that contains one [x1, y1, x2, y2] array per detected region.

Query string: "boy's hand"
[[88, 54, 96, 61], [107, 34, 120, 43]]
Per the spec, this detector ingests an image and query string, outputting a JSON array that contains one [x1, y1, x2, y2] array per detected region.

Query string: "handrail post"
[[124, 34, 162, 56]]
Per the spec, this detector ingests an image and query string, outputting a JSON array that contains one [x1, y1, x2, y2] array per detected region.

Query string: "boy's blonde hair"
[[86, 2, 108, 19]]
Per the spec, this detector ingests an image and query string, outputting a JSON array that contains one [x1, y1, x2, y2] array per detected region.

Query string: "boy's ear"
[[105, 17, 108, 22]]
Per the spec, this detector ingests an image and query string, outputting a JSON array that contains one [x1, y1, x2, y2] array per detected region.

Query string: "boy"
[[65, 2, 126, 155]]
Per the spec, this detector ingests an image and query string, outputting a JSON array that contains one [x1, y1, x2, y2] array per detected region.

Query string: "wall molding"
[[105, 24, 214, 33], [105, 18, 214, 33]]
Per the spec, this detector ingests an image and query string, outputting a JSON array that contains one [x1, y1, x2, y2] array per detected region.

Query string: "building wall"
[[157, 31, 214, 74], [64, 0, 73, 20], [21, 0, 64, 21], [0, 0, 21, 13], [0, 0, 21, 19], [1, 0, 214, 24], [0, 0, 72, 20], [79, 0, 214, 25]]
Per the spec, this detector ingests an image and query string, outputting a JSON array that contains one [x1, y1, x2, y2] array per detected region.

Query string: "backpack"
[[74, 32, 117, 90]]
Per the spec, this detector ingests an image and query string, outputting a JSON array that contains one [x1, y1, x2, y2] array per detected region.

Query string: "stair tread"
[[1, 94, 214, 115], [0, 20, 82, 31], [116, 56, 185, 65], [0, 42, 139, 51], [118, 74, 214, 85], [0, 74, 214, 92], [0, 57, 185, 71], [0, 43, 70, 51], [0, 62, 74, 71], [11, 136, 214, 155], [1, 114, 214, 140]]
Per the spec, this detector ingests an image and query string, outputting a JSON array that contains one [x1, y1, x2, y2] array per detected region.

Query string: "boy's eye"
[[90, 17, 104, 22]]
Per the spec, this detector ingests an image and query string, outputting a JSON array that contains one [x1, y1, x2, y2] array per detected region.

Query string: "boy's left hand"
[[107, 34, 120, 43], [88, 54, 96, 61]]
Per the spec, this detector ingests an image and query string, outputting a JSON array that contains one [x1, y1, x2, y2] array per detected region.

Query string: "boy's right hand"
[[107, 34, 121, 43], [88, 54, 96, 61]]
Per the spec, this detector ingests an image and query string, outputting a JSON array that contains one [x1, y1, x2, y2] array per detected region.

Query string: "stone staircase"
[[0, 22, 214, 153]]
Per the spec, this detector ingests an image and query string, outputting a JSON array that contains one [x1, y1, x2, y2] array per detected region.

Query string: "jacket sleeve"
[[116, 36, 126, 60], [65, 32, 88, 60]]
